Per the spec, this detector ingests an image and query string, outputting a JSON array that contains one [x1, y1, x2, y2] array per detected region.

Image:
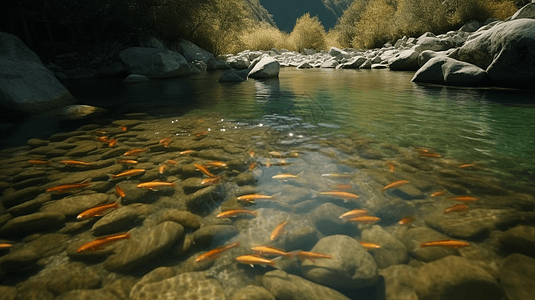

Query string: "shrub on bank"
[[290, 13, 327, 52]]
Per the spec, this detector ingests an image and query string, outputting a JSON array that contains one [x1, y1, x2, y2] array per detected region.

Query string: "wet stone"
[[55, 289, 119, 300], [25, 233, 70, 258], [27, 138, 49, 148], [414, 256, 503, 300], [388, 184, 425, 200], [262, 270, 350, 300], [66, 142, 99, 157], [91, 206, 139, 236], [379, 265, 418, 300], [0, 248, 40, 272], [6, 193, 51, 216], [309, 203, 360, 237], [499, 254, 535, 300], [41, 193, 111, 218], [185, 185, 224, 213], [193, 149, 234, 161], [361, 225, 409, 269], [17, 289, 55, 300], [28, 146, 69, 157], [13, 169, 47, 182], [87, 181, 114, 193], [46, 164, 123, 185], [129, 266, 176, 297], [281, 225, 321, 252], [1, 186, 43, 208], [104, 221, 184, 272], [49, 131, 83, 142], [182, 177, 205, 194], [499, 225, 535, 258], [192, 225, 239, 247], [0, 286, 18, 300], [425, 208, 520, 240], [400, 227, 458, 262], [231, 285, 275, 300], [233, 171, 257, 186], [2, 167, 25, 177], [130, 271, 225, 300], [101, 147, 131, 159], [11, 176, 48, 190], [152, 209, 201, 229], [102, 276, 138, 300], [43, 262, 102, 295], [477, 194, 535, 211], [301, 234, 378, 290], [0, 212, 66, 236]]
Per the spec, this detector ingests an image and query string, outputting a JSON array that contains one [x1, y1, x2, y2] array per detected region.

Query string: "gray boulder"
[[248, 57, 280, 79], [177, 39, 215, 63], [417, 36, 454, 52], [388, 50, 420, 71], [119, 47, 190, 78], [0, 32, 76, 114], [412, 56, 488, 86], [123, 74, 150, 84], [510, 2, 535, 20], [499, 254, 535, 300], [227, 56, 250, 70], [452, 19, 535, 86], [339, 56, 367, 69]]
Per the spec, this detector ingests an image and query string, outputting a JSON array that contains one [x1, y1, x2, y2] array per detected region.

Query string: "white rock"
[[248, 57, 280, 79], [412, 56, 488, 86], [388, 50, 420, 70]]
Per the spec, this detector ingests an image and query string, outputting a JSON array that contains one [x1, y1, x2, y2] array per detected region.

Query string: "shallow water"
[[1, 68, 535, 300]]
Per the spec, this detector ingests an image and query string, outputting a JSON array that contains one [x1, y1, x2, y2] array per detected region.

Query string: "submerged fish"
[[166, 159, 179, 165], [398, 216, 416, 225], [270, 221, 289, 241], [264, 160, 292, 167], [447, 196, 479, 202], [203, 161, 227, 168], [159, 164, 167, 174], [97, 136, 109, 143], [115, 185, 125, 197], [318, 191, 359, 201], [248, 151, 255, 158], [252, 245, 297, 258], [444, 204, 469, 213], [109, 169, 146, 180], [195, 241, 240, 263], [360, 242, 381, 250], [430, 190, 446, 197], [217, 209, 257, 218], [46, 181, 92, 193], [459, 164, 476, 168], [108, 138, 117, 147], [120, 126, 128, 131], [321, 173, 353, 178], [77, 232, 130, 253], [201, 176, 222, 186], [0, 243, 13, 249], [382, 180, 410, 191], [194, 164, 218, 178], [269, 151, 283, 157], [59, 160, 93, 166], [136, 181, 175, 191], [237, 194, 275, 203], [419, 152, 442, 158], [272, 173, 300, 179], [159, 137, 172, 147], [118, 159, 138, 165], [347, 216, 381, 224], [339, 209, 368, 219], [28, 159, 50, 166], [420, 239, 470, 249], [236, 255, 276, 268], [249, 162, 258, 170], [123, 148, 147, 156], [180, 150, 195, 155], [296, 251, 332, 262], [388, 163, 395, 173], [77, 202, 119, 220], [333, 184, 352, 190], [193, 131, 209, 137]]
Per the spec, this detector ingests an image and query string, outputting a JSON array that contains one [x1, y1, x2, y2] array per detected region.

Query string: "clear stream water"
[[1, 68, 535, 299]]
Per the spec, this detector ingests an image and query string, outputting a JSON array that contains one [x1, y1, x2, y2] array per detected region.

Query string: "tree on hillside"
[[290, 13, 327, 51]]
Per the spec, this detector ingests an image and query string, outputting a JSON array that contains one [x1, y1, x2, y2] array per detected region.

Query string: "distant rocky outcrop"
[[0, 32, 76, 115]]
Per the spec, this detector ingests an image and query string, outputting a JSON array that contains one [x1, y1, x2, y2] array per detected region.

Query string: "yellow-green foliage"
[[335, 0, 520, 50], [236, 24, 291, 52], [290, 13, 327, 52]]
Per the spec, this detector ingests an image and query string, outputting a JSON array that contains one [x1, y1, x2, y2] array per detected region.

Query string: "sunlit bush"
[[483, 0, 518, 20], [351, 0, 396, 49], [290, 13, 327, 52], [236, 24, 291, 52]]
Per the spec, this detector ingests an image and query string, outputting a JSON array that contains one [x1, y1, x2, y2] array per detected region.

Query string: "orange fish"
[[237, 194, 275, 203], [76, 232, 130, 253], [194, 164, 218, 178], [289, 152, 299, 158], [0, 243, 13, 249], [382, 180, 410, 191], [76, 202, 119, 220], [272, 173, 300, 179], [447, 196, 479, 202], [217, 209, 257, 218], [95, 130, 107, 135], [195, 241, 240, 263], [269, 151, 283, 157], [118, 159, 138, 165], [388, 163, 395, 172], [201, 176, 222, 186], [97, 136, 109, 143], [360, 242, 381, 250], [431, 190, 446, 197], [108, 138, 117, 147], [420, 239, 470, 249], [321, 173, 353, 178], [28, 159, 50, 166], [271, 221, 289, 241], [46, 181, 92, 193], [248, 151, 255, 158], [159, 137, 172, 148], [459, 164, 475, 168], [59, 160, 93, 166], [203, 161, 227, 168], [120, 126, 127, 131], [265, 160, 292, 167], [419, 152, 441, 158], [334, 184, 352, 190], [236, 255, 276, 268], [249, 162, 258, 170], [136, 181, 175, 191], [115, 185, 125, 197], [180, 150, 195, 155], [166, 159, 179, 165], [296, 251, 332, 262], [123, 148, 147, 156], [319, 191, 359, 201], [444, 204, 469, 213], [159, 164, 167, 174], [252, 245, 297, 258], [339, 209, 368, 219], [194, 131, 209, 137], [348, 216, 381, 224], [398, 216, 416, 225], [109, 169, 146, 180]]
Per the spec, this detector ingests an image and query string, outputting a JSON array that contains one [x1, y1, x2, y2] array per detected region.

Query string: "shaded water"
[[1, 68, 535, 300]]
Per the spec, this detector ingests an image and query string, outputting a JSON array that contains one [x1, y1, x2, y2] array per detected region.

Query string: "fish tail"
[[272, 256, 283, 268], [296, 170, 305, 177], [107, 174, 116, 181], [287, 250, 300, 259], [252, 211, 258, 217], [271, 192, 282, 198]]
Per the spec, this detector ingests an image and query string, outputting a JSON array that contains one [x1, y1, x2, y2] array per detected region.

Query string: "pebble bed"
[[0, 113, 534, 300]]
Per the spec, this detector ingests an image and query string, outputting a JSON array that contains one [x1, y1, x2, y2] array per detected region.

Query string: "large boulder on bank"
[[510, 2, 535, 20], [412, 56, 488, 86], [119, 47, 190, 78], [451, 19, 535, 86], [0, 32, 76, 114], [176, 39, 215, 63], [388, 49, 420, 71], [248, 57, 280, 79]]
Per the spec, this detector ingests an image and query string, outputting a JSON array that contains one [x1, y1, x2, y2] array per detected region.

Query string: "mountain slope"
[[244, 0, 277, 27], [258, 0, 353, 32]]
